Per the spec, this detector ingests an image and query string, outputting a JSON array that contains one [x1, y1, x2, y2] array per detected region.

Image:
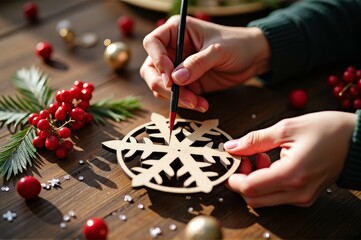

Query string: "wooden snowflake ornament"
[[102, 113, 241, 194]]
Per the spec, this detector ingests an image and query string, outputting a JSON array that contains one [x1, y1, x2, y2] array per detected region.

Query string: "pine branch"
[[88, 96, 142, 124], [0, 126, 37, 180], [0, 95, 34, 129], [12, 66, 55, 111]]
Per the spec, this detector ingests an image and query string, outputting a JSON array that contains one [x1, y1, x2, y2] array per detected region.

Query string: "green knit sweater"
[[248, 0, 361, 190]]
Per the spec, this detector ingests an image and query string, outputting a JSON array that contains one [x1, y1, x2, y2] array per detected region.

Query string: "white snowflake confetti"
[[137, 203, 144, 210], [60, 222, 67, 229], [41, 183, 51, 190], [169, 224, 177, 231], [63, 215, 70, 222], [48, 178, 61, 187], [63, 175, 70, 180], [1, 186, 9, 192], [124, 194, 133, 203], [149, 227, 162, 238], [119, 214, 127, 221], [2, 211, 16, 222], [263, 232, 271, 239]]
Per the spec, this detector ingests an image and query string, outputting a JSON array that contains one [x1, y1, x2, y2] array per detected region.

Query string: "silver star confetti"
[[3, 211, 16, 222], [149, 227, 162, 238], [137, 203, 145, 210], [63, 175, 70, 180], [63, 215, 70, 222], [48, 178, 61, 188], [124, 194, 133, 203], [68, 210, 76, 218]]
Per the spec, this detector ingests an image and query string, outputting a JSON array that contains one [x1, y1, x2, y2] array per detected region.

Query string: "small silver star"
[[3, 210, 16, 222], [47, 178, 61, 187]]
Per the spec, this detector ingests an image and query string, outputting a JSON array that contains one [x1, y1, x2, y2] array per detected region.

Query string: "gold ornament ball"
[[104, 41, 130, 71], [184, 215, 223, 240]]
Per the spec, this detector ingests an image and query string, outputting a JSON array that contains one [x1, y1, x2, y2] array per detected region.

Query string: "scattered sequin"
[[63, 175, 70, 180], [48, 178, 61, 188], [187, 207, 194, 213], [263, 232, 271, 239], [326, 188, 332, 193], [68, 210, 76, 217], [218, 197, 224, 203], [149, 227, 162, 238], [78, 176, 84, 181], [169, 224, 177, 231], [1, 186, 9, 192], [137, 204, 144, 210], [124, 194, 133, 203], [79, 160, 84, 165], [185, 195, 191, 200], [41, 183, 51, 190], [119, 214, 127, 221], [63, 215, 70, 222], [60, 222, 67, 229], [2, 210, 16, 222], [251, 114, 257, 119]]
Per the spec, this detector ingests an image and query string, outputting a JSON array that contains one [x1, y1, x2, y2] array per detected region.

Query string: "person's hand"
[[140, 15, 270, 112], [224, 111, 357, 207]]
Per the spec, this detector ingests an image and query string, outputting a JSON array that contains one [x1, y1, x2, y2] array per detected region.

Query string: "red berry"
[[45, 135, 59, 151], [54, 107, 67, 121], [60, 90, 72, 102], [356, 70, 361, 79], [39, 109, 50, 119], [343, 70, 355, 83], [49, 102, 60, 115], [56, 145, 68, 159], [16, 176, 41, 200], [83, 218, 108, 240], [37, 119, 50, 131], [255, 153, 272, 170], [77, 99, 90, 109], [28, 113, 39, 125], [71, 107, 85, 121], [74, 80, 84, 88], [327, 75, 339, 87], [289, 89, 308, 109], [353, 98, 361, 110], [31, 116, 41, 127], [81, 88, 92, 100], [118, 15, 134, 36], [71, 120, 85, 131], [32, 136, 45, 148], [238, 157, 252, 175], [35, 41, 53, 60], [333, 84, 344, 98], [70, 86, 82, 99], [39, 130, 51, 139], [58, 127, 71, 138], [84, 112, 93, 123], [83, 82, 94, 92], [349, 86, 360, 98], [341, 99, 352, 109], [358, 79, 361, 89], [61, 102, 74, 113], [23, 2, 38, 22], [62, 140, 74, 150]]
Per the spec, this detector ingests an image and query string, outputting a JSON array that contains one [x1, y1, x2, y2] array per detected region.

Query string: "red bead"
[[35, 41, 53, 60], [118, 15, 134, 36], [23, 2, 38, 22], [83, 218, 108, 240], [16, 176, 41, 200], [288, 89, 308, 109], [45, 135, 59, 151]]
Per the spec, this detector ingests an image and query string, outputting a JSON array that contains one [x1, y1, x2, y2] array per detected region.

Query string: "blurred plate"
[[121, 0, 270, 16]]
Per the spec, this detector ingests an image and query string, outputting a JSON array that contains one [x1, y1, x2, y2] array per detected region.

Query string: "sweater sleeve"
[[248, 0, 361, 84], [336, 110, 361, 190]]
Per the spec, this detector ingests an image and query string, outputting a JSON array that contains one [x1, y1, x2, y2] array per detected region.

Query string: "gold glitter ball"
[[184, 215, 223, 240], [104, 41, 130, 71]]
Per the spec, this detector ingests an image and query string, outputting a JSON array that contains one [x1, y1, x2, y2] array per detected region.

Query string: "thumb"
[[224, 123, 286, 156], [171, 44, 221, 86]]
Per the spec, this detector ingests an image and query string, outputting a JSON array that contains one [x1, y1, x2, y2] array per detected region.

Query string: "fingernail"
[[161, 73, 169, 87], [195, 105, 206, 113], [224, 139, 238, 150], [172, 68, 190, 83], [180, 99, 195, 109]]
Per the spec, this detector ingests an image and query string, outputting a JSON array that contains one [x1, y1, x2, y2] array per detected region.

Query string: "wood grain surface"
[[1, 1, 361, 239]]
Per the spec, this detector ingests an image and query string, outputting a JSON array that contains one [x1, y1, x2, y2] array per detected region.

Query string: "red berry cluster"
[[328, 66, 361, 110], [29, 80, 94, 159]]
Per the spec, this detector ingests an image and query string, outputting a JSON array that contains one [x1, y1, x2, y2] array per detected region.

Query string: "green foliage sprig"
[[0, 66, 142, 180]]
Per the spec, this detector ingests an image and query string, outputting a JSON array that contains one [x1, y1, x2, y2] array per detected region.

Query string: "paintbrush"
[[169, 0, 188, 143]]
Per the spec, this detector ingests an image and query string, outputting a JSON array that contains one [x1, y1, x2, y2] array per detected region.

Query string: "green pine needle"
[[88, 96, 142, 124], [0, 126, 37, 181]]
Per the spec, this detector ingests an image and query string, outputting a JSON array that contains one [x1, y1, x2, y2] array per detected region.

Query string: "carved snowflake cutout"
[[102, 113, 241, 194]]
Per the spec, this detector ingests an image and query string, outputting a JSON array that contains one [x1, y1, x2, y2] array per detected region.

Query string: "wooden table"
[[1, 1, 361, 239]]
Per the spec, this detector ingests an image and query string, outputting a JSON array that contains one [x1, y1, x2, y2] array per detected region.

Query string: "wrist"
[[247, 27, 271, 76]]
